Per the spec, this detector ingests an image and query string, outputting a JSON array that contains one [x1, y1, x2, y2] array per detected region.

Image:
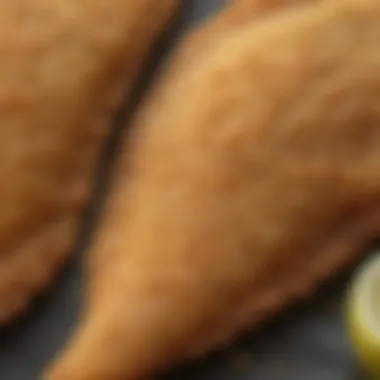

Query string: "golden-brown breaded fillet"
[[88, 0, 306, 281], [0, 0, 177, 323], [45, 0, 380, 379], [156, 0, 310, 81]]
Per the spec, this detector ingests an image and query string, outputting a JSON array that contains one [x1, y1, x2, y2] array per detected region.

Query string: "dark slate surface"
[[0, 1, 372, 379]]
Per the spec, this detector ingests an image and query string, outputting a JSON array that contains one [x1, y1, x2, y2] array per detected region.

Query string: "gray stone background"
[[0, 1, 372, 379]]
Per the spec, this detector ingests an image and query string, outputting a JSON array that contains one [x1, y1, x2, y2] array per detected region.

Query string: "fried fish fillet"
[[88, 0, 308, 280], [46, 0, 380, 379], [0, 0, 177, 323], [173, 0, 305, 68]]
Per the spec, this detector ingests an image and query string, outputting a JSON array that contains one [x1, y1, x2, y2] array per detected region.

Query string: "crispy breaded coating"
[[88, 0, 308, 279], [46, 0, 380, 379], [0, 0, 177, 323]]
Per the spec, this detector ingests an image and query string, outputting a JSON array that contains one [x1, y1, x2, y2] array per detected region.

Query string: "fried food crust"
[[88, 0, 308, 279], [0, 0, 177, 323], [46, 0, 380, 379]]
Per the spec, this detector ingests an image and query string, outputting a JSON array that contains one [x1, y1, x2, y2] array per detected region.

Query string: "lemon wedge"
[[347, 254, 380, 376]]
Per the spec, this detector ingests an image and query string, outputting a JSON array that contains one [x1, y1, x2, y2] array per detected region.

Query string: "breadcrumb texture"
[[0, 0, 177, 323], [47, 0, 380, 379]]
